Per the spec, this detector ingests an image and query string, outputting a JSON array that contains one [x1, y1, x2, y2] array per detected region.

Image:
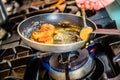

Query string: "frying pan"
[[17, 13, 97, 53]]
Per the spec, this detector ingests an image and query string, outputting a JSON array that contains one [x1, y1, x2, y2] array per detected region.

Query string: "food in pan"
[[53, 27, 81, 44], [30, 23, 90, 44], [31, 24, 55, 44], [80, 27, 93, 40]]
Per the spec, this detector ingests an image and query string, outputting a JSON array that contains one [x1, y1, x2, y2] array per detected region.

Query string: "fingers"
[[75, 0, 115, 10]]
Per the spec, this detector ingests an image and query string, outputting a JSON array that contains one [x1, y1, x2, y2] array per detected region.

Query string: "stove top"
[[0, 0, 120, 80]]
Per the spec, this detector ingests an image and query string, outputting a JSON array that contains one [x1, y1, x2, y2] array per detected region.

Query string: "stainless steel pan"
[[17, 13, 97, 53]]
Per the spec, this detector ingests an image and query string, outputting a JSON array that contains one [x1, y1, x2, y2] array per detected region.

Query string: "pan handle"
[[92, 29, 120, 35]]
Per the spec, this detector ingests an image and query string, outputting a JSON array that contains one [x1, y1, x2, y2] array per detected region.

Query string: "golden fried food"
[[37, 35, 53, 44], [80, 27, 93, 40], [31, 30, 49, 40], [40, 23, 55, 35], [31, 23, 83, 44], [31, 23, 55, 44]]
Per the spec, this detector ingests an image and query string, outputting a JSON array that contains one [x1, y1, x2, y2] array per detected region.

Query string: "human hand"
[[75, 0, 115, 10]]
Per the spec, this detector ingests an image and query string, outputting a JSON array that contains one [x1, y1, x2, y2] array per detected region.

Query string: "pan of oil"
[[17, 13, 97, 53]]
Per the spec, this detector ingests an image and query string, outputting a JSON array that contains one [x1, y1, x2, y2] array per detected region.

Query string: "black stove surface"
[[0, 0, 120, 80]]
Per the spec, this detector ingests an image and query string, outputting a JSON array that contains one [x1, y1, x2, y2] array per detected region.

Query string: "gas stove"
[[0, 0, 120, 80]]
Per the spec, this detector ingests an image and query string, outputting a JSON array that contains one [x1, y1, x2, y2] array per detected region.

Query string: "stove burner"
[[49, 50, 89, 71], [41, 49, 94, 80], [23, 55, 105, 80], [48, 58, 104, 80]]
